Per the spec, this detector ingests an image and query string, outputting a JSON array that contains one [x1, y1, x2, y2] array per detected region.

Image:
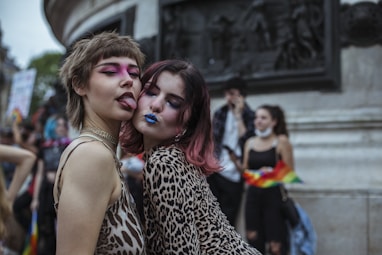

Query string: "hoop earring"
[[174, 134, 181, 143], [174, 129, 187, 143]]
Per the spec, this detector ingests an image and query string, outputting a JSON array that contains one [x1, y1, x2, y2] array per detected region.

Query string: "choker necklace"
[[81, 127, 118, 147]]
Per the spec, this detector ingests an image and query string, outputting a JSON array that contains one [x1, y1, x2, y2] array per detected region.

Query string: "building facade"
[[44, 0, 382, 254], [0, 25, 20, 125]]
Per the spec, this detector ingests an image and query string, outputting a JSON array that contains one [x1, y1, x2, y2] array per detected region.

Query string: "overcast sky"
[[0, 0, 65, 69]]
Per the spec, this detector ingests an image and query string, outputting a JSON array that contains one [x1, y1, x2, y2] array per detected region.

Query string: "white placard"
[[6, 69, 37, 119]]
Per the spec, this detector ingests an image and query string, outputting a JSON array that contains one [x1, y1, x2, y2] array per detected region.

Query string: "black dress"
[[245, 143, 289, 255]]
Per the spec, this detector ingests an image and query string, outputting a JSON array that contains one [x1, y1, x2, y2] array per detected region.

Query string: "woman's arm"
[[0, 144, 36, 204], [241, 137, 254, 172], [223, 145, 245, 173], [30, 159, 44, 210], [55, 142, 117, 255], [12, 121, 39, 154], [278, 135, 294, 169]]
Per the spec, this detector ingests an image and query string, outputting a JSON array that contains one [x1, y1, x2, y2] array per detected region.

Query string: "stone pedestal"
[[218, 45, 382, 255]]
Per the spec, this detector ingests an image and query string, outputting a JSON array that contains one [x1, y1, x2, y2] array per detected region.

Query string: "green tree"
[[27, 51, 63, 118]]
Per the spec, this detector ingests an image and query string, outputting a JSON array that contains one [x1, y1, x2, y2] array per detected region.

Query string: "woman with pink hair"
[[121, 59, 262, 255]]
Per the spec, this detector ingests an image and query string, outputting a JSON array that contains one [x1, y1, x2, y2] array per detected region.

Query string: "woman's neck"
[[258, 132, 276, 141], [81, 125, 119, 149], [144, 140, 175, 153], [144, 141, 157, 153]]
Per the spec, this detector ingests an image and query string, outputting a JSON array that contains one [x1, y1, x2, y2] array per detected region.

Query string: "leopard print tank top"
[[55, 135, 145, 254]]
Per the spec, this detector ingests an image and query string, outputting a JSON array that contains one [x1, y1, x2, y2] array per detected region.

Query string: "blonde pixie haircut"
[[59, 31, 145, 130]]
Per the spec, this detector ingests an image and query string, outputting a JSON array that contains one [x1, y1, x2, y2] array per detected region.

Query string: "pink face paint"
[[96, 62, 140, 78]]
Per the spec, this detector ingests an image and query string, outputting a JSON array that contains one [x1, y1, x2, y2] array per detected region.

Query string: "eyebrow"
[[95, 62, 139, 69], [151, 84, 185, 101]]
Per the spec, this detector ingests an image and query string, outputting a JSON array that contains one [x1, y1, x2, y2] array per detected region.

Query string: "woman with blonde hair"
[[53, 31, 146, 254]]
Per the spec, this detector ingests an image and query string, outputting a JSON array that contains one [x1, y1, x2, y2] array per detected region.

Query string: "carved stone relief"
[[341, 1, 382, 47], [158, 0, 340, 94]]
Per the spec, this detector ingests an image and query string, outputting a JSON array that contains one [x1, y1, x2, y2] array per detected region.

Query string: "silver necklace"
[[81, 127, 118, 147]]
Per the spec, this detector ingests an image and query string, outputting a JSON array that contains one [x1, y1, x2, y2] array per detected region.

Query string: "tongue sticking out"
[[119, 97, 137, 110]]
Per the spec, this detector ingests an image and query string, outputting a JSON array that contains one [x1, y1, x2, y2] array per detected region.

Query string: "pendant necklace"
[[81, 127, 118, 147]]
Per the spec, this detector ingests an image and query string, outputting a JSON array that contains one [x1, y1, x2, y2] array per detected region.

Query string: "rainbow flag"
[[243, 160, 303, 188], [12, 108, 23, 124], [22, 210, 38, 255]]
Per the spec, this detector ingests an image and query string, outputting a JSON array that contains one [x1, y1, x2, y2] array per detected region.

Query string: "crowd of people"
[[0, 31, 314, 255], [0, 106, 72, 254]]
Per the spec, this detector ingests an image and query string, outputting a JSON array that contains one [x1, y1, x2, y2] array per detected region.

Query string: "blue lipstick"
[[144, 113, 157, 124]]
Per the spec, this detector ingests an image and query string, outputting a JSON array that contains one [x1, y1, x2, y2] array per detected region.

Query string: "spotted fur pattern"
[[143, 145, 262, 255], [95, 177, 145, 254]]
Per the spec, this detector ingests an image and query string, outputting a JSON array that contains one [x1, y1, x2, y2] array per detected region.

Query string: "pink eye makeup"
[[95, 62, 140, 78]]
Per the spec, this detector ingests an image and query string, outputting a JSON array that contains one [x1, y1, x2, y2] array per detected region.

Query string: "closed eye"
[[167, 98, 182, 109], [101, 70, 117, 76], [144, 88, 158, 97], [144, 83, 184, 109], [128, 72, 140, 78]]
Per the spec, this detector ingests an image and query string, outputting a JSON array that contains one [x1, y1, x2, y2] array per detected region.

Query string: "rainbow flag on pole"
[[243, 160, 303, 188], [22, 210, 38, 255]]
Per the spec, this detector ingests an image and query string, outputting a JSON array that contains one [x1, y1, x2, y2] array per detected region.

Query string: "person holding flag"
[[239, 104, 298, 255]]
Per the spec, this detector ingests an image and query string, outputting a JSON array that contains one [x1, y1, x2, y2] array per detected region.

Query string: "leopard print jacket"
[[55, 138, 145, 254], [143, 145, 262, 255]]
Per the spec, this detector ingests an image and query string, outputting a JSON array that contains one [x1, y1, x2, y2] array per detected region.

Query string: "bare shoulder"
[[64, 138, 114, 161], [278, 134, 290, 143], [59, 138, 116, 183], [244, 136, 256, 148], [277, 135, 292, 150]]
